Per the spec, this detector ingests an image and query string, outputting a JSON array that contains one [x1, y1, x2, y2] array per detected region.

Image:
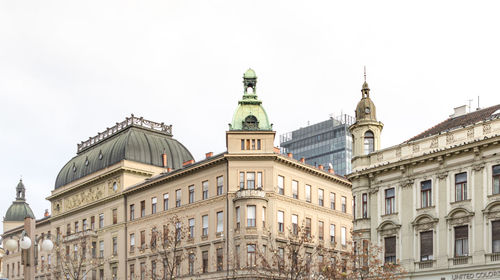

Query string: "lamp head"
[[19, 236, 31, 250]]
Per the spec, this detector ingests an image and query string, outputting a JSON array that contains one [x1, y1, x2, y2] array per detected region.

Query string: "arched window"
[[364, 131, 374, 154], [243, 115, 258, 130]]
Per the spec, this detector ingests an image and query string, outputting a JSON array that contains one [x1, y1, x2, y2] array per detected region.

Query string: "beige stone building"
[[348, 78, 500, 279], [2, 69, 352, 279]]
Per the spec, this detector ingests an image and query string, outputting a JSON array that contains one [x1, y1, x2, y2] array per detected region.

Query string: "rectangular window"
[[493, 165, 500, 195], [99, 269, 104, 280], [385, 188, 395, 214], [247, 205, 256, 227], [90, 216, 95, 230], [130, 264, 135, 280], [112, 237, 117, 255], [130, 233, 135, 252], [330, 192, 335, 210], [99, 213, 104, 228], [305, 218, 311, 238], [217, 211, 224, 233], [189, 253, 195, 275], [92, 241, 96, 258], [292, 180, 298, 199], [251, 139, 256, 150], [75, 221, 79, 232], [330, 224, 335, 244], [247, 244, 256, 267], [151, 197, 157, 214], [247, 172, 255, 190], [112, 209, 117, 224], [241, 139, 245, 150], [278, 211, 284, 232], [455, 225, 469, 257], [421, 180, 432, 208], [262, 207, 266, 227], [318, 221, 324, 240], [306, 185, 311, 202], [217, 176, 224, 195], [277, 175, 284, 194], [341, 196, 347, 213], [140, 230, 145, 249], [99, 240, 104, 258], [83, 219, 87, 231], [235, 245, 241, 268], [151, 260, 157, 278], [189, 218, 195, 238], [202, 251, 209, 273], [318, 189, 324, 206], [292, 214, 298, 235], [257, 139, 261, 150], [384, 236, 396, 263], [130, 204, 135, 221], [239, 172, 245, 189], [163, 193, 169, 210], [203, 181, 209, 199], [492, 220, 500, 253], [176, 189, 181, 207], [362, 193, 368, 218], [176, 256, 181, 276], [246, 139, 250, 150], [140, 200, 146, 217], [236, 206, 240, 229], [455, 173, 468, 201], [189, 185, 195, 203], [217, 248, 223, 271], [341, 226, 346, 246], [140, 262, 145, 280], [202, 215, 208, 236], [353, 195, 356, 218], [257, 172, 263, 189], [420, 231, 433, 261]]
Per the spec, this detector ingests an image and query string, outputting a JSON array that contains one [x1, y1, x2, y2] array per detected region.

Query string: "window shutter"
[[455, 225, 468, 239], [420, 231, 433, 256], [492, 221, 500, 241], [384, 236, 396, 256]]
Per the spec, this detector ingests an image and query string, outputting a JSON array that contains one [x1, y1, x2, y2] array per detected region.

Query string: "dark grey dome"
[[55, 125, 194, 189], [4, 180, 35, 222]]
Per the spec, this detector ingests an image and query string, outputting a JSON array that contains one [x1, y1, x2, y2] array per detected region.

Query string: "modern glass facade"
[[280, 114, 354, 176]]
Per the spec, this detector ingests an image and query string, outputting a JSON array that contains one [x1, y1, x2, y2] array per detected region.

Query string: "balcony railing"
[[449, 256, 471, 266], [234, 189, 267, 201], [415, 260, 434, 269], [487, 252, 500, 262], [63, 230, 98, 242]]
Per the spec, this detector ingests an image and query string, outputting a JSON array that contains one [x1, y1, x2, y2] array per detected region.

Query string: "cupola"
[[3, 179, 35, 231]]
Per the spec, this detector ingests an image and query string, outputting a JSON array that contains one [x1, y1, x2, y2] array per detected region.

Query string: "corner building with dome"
[[2, 69, 352, 280]]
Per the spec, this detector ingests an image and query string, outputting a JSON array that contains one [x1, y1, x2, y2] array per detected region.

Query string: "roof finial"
[[364, 65, 366, 82]]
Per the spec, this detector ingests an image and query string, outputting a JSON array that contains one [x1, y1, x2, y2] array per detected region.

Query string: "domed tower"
[[227, 69, 275, 154], [349, 72, 383, 166], [3, 179, 35, 232]]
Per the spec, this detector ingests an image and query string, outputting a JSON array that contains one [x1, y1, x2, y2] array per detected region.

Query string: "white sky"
[[1, 0, 499, 232]]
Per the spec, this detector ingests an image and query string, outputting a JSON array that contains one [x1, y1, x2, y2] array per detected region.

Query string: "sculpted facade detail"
[[64, 184, 106, 211]]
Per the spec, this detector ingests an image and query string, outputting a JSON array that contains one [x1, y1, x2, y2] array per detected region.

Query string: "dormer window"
[[364, 131, 374, 154], [243, 115, 259, 130]]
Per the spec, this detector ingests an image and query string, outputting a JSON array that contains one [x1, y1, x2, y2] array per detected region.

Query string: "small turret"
[[3, 179, 35, 232]]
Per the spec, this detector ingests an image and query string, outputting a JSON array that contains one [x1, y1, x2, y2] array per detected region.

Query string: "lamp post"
[[2, 217, 53, 280]]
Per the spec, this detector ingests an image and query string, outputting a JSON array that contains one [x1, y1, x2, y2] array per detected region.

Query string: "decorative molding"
[[64, 184, 106, 211], [446, 133, 454, 145], [467, 128, 474, 139], [473, 164, 485, 172], [430, 138, 438, 148], [399, 178, 415, 189], [377, 153, 383, 161], [395, 147, 402, 157], [437, 172, 448, 180], [412, 144, 420, 153], [484, 123, 492, 134]]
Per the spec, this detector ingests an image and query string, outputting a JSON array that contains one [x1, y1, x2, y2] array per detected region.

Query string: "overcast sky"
[[1, 0, 499, 232]]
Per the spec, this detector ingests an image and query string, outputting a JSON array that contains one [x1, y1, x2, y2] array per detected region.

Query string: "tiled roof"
[[406, 104, 500, 142]]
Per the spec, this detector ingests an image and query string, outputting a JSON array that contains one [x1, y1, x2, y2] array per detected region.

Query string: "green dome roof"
[[4, 180, 35, 222], [229, 69, 272, 131]]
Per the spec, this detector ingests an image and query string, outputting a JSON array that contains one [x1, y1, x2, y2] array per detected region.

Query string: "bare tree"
[[48, 231, 109, 280]]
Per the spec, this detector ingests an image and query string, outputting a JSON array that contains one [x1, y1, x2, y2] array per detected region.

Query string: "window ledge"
[[381, 212, 398, 218], [417, 206, 435, 211], [451, 199, 471, 205], [487, 193, 500, 198]]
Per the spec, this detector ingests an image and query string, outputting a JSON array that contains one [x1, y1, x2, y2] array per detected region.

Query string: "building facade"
[[279, 114, 355, 176], [2, 69, 353, 280], [348, 78, 500, 279]]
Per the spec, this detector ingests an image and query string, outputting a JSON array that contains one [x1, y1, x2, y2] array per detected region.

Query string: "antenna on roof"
[[364, 66, 367, 82], [468, 99, 473, 113], [477, 96, 480, 111]]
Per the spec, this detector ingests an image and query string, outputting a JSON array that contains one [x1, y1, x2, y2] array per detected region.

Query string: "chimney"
[[450, 105, 467, 118], [273, 147, 280, 154], [183, 159, 195, 167], [205, 152, 213, 159], [287, 153, 293, 158], [328, 168, 335, 174], [162, 153, 168, 168], [44, 209, 50, 217], [300, 157, 305, 163], [318, 164, 324, 170]]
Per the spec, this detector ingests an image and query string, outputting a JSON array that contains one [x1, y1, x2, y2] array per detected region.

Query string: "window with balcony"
[[493, 165, 500, 195], [384, 236, 396, 263], [420, 231, 433, 261], [421, 180, 432, 208], [151, 197, 157, 214], [455, 173, 468, 201], [247, 205, 256, 227], [330, 192, 335, 210], [292, 214, 298, 235], [239, 172, 245, 190], [305, 185, 311, 202], [140, 200, 146, 217], [492, 220, 500, 253], [217, 176, 224, 195], [455, 225, 469, 257], [176, 189, 181, 207], [163, 193, 169, 210], [247, 172, 255, 190], [130, 204, 135, 221], [203, 181, 209, 199], [278, 211, 284, 232], [292, 180, 298, 199], [83, 219, 88, 231], [318, 189, 324, 206], [202, 215, 208, 237], [278, 175, 284, 195], [362, 193, 368, 218], [385, 188, 395, 214], [217, 211, 224, 233], [257, 172, 262, 189], [330, 224, 335, 244], [189, 185, 195, 203], [341, 196, 347, 213]]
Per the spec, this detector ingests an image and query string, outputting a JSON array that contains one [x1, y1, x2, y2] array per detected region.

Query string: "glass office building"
[[280, 114, 355, 176]]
